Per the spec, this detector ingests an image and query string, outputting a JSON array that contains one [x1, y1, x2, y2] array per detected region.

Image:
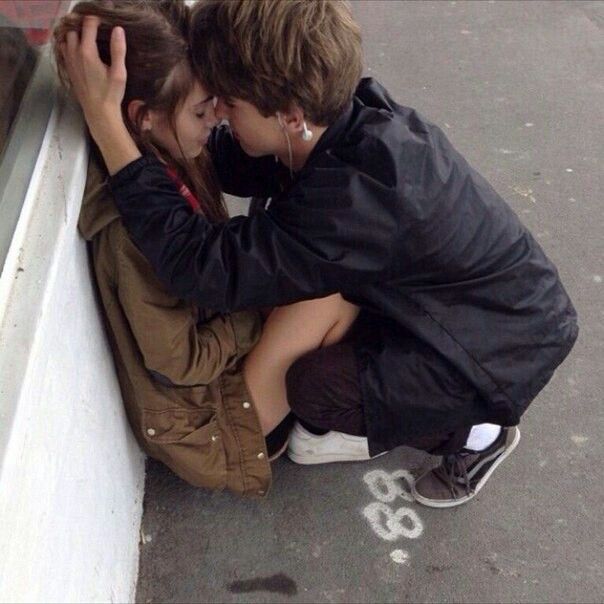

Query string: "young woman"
[[53, 0, 358, 498]]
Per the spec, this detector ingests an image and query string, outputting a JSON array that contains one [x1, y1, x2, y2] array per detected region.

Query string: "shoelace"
[[434, 453, 472, 499]]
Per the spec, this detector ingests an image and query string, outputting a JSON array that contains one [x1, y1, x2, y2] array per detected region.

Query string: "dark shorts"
[[285, 328, 472, 456]]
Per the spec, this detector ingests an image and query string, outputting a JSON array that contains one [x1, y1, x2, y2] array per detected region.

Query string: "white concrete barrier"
[[0, 94, 145, 603]]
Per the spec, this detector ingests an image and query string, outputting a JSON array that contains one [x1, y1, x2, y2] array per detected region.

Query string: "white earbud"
[[302, 121, 313, 141]]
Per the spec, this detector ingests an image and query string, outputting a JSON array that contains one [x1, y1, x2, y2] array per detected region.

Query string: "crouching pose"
[[54, 0, 358, 497], [61, 0, 578, 507]]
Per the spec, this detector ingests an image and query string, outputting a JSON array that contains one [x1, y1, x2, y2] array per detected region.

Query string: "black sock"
[[265, 413, 295, 457], [298, 418, 329, 436]]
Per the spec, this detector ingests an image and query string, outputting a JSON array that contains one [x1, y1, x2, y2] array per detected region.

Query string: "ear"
[[126, 99, 152, 132], [279, 104, 306, 134]]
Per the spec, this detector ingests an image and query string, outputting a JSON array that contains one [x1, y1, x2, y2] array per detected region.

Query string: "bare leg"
[[243, 294, 359, 435]]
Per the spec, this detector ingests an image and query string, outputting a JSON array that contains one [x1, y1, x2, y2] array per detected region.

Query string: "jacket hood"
[[78, 153, 121, 241]]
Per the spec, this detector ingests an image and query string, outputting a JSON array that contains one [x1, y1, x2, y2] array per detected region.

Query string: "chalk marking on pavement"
[[363, 469, 414, 503], [390, 549, 410, 565], [363, 502, 424, 541], [361, 468, 424, 563]]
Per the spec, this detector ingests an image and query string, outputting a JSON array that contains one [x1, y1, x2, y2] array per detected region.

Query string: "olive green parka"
[[79, 154, 270, 497]]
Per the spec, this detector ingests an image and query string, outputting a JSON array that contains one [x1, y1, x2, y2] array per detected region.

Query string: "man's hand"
[[60, 15, 141, 174]]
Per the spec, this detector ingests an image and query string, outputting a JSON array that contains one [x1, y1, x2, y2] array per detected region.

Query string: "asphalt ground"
[[136, 2, 604, 602]]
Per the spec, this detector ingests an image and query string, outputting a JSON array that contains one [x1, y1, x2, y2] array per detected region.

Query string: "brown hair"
[[53, 0, 227, 222], [190, 0, 363, 126]]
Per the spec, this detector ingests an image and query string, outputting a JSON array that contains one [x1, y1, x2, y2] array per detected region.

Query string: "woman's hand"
[[60, 15, 141, 174], [61, 16, 125, 135]]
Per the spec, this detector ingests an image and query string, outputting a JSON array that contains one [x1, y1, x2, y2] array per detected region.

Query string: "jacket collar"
[[305, 100, 355, 166]]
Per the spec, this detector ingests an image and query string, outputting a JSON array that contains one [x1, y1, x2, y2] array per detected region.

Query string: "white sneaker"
[[287, 421, 386, 465]]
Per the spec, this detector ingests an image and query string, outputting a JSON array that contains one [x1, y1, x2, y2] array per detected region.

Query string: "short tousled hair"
[[191, 0, 363, 126]]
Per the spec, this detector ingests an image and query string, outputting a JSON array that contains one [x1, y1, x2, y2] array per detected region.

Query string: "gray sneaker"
[[411, 426, 521, 508]]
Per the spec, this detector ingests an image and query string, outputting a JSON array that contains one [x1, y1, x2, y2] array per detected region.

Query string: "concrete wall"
[[0, 94, 145, 602]]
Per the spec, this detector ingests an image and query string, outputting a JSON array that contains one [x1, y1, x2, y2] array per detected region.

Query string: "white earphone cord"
[[277, 113, 312, 178], [283, 128, 294, 179]]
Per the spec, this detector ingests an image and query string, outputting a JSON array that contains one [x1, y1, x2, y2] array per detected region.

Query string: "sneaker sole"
[[287, 449, 388, 465], [411, 427, 521, 509]]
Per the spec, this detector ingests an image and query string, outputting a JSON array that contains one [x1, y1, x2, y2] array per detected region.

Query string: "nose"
[[204, 101, 219, 129], [214, 97, 229, 122]]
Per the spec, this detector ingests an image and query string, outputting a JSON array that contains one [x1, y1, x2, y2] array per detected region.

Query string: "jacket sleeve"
[[113, 222, 261, 387], [110, 155, 400, 312]]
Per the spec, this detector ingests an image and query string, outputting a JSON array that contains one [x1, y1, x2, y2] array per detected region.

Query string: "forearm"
[[88, 113, 141, 176], [110, 157, 389, 311], [111, 158, 315, 310], [170, 318, 238, 386]]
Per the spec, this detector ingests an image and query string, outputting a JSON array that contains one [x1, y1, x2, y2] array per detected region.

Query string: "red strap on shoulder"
[[165, 166, 203, 215]]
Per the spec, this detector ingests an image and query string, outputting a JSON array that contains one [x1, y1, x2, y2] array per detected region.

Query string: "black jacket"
[[111, 78, 578, 454]]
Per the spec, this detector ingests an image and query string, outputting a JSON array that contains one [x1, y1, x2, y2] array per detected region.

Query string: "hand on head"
[[60, 15, 126, 135], [58, 14, 140, 174]]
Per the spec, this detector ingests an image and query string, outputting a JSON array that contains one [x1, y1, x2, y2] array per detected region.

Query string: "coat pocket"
[[142, 407, 227, 490]]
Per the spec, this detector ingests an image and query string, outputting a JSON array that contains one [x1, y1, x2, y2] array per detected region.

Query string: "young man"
[[62, 0, 577, 507]]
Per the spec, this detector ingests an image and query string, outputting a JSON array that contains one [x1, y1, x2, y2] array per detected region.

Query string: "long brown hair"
[[54, 0, 227, 222]]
